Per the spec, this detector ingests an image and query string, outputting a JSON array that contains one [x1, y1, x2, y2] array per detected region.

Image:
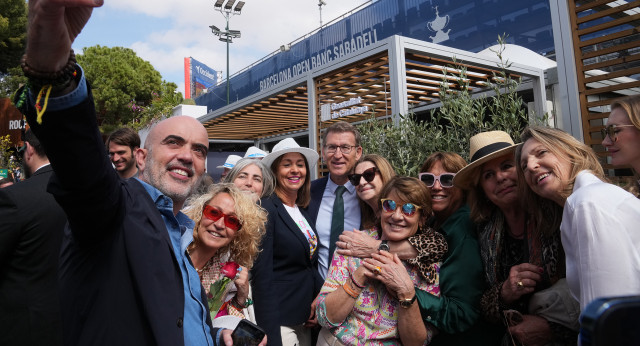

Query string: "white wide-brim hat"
[[216, 154, 242, 169], [244, 146, 268, 159], [453, 131, 518, 190], [261, 138, 319, 170]]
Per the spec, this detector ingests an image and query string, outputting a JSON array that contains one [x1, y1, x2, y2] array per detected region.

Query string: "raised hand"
[[25, 0, 103, 72]]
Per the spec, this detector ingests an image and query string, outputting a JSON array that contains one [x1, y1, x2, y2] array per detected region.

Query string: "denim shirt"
[[137, 179, 215, 346]]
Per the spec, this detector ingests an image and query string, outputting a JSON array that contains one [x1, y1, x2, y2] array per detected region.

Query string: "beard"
[[142, 155, 203, 206]]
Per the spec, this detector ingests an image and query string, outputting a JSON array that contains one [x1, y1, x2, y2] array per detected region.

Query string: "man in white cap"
[[217, 154, 242, 182]]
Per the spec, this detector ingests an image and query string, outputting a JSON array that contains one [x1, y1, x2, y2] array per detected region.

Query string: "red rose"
[[220, 262, 239, 279]]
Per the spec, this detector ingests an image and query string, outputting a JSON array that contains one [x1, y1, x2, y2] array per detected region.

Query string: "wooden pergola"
[[199, 35, 547, 179]]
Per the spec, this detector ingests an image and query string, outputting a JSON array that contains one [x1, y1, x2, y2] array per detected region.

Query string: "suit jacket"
[[0, 165, 67, 346], [18, 84, 218, 345], [251, 194, 323, 346], [307, 176, 329, 225]]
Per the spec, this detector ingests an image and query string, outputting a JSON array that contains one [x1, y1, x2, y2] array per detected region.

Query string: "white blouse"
[[561, 171, 640, 311]]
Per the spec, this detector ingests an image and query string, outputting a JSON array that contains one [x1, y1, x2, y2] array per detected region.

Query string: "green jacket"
[[417, 205, 502, 345]]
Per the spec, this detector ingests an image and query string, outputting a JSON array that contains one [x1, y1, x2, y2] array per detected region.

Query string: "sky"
[[72, 0, 371, 97]]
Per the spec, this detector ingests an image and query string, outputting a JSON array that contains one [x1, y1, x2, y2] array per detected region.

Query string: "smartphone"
[[579, 295, 640, 346], [231, 319, 266, 346]]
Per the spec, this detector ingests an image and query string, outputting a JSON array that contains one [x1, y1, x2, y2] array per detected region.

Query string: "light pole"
[[318, 0, 326, 27], [210, 0, 244, 105]]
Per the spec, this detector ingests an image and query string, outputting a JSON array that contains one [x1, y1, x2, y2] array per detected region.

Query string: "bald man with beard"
[[14, 0, 249, 344]]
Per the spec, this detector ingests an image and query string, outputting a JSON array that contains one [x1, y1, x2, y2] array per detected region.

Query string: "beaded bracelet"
[[342, 282, 359, 299], [349, 272, 365, 289], [21, 50, 77, 90]]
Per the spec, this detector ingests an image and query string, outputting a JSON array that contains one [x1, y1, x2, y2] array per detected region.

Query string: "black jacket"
[[19, 83, 218, 345], [0, 165, 67, 346]]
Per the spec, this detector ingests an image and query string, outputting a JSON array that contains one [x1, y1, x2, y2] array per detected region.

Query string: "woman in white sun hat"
[[250, 137, 322, 346], [455, 130, 577, 346]]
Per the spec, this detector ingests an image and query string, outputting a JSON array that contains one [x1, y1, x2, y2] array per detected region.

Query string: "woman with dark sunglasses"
[[183, 183, 267, 321], [316, 176, 441, 345], [456, 131, 577, 346], [602, 95, 640, 197]]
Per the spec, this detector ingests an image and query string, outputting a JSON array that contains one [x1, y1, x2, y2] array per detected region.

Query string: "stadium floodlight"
[[233, 1, 245, 14], [224, 0, 236, 11], [211, 0, 245, 105]]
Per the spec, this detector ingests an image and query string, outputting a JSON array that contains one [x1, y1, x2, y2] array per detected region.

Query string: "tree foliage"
[[358, 37, 547, 175], [0, 0, 27, 74], [76, 45, 183, 131]]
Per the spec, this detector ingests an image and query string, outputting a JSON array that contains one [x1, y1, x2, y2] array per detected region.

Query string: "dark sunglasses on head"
[[380, 198, 422, 217], [600, 124, 636, 141], [348, 167, 378, 186], [203, 205, 242, 231], [418, 172, 456, 188]]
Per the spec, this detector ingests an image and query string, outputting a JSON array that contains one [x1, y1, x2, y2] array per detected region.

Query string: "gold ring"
[[373, 266, 382, 275], [517, 281, 524, 288]]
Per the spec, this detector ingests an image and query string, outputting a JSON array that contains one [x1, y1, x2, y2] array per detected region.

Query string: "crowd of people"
[[2, 1, 640, 346]]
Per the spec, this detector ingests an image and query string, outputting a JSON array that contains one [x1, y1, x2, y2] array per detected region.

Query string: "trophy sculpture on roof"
[[427, 6, 451, 44]]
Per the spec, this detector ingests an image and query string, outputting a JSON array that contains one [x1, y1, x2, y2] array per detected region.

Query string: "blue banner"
[[191, 57, 219, 89], [196, 0, 555, 112]]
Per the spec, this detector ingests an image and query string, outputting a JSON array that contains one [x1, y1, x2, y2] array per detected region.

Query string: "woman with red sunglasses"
[[316, 176, 440, 345], [184, 183, 267, 322]]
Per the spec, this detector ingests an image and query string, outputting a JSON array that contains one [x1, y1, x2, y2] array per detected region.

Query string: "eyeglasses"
[[418, 172, 456, 188], [348, 167, 378, 186], [202, 205, 242, 231], [380, 199, 422, 217], [324, 144, 357, 154], [601, 124, 636, 141]]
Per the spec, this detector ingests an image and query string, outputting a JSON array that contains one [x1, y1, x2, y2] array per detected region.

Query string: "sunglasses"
[[203, 205, 242, 231], [380, 199, 422, 217], [348, 167, 378, 186], [418, 172, 456, 188], [600, 124, 636, 141]]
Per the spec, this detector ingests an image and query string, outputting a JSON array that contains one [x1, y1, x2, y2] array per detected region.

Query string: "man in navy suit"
[[15, 1, 238, 344], [307, 121, 363, 279], [0, 129, 67, 346]]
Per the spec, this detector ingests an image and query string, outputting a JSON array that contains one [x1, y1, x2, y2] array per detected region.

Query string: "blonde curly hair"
[[184, 183, 268, 268]]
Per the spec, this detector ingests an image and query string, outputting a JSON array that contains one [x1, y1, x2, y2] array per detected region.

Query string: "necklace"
[[187, 248, 207, 274]]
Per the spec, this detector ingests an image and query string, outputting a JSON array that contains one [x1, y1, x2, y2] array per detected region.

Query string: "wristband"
[[342, 282, 359, 299]]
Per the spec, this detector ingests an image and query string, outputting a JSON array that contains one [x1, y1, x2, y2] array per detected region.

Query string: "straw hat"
[[216, 154, 242, 169], [453, 131, 518, 190], [244, 146, 268, 159], [261, 138, 319, 170]]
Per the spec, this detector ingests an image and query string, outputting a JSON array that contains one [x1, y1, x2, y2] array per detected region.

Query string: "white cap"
[[216, 155, 242, 169], [244, 146, 268, 159]]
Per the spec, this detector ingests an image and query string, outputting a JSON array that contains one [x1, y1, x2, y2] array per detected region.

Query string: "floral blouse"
[[316, 228, 439, 346]]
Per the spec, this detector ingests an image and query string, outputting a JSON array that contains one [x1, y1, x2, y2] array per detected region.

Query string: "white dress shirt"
[[561, 171, 640, 311], [315, 174, 361, 279]]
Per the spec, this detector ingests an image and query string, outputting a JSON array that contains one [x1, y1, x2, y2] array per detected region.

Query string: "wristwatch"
[[399, 294, 417, 308], [378, 240, 390, 252]]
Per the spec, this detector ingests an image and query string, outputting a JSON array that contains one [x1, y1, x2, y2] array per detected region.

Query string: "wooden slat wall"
[[568, 0, 640, 173]]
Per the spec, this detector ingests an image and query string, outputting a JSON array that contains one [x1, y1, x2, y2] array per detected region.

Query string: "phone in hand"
[[231, 319, 266, 346]]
